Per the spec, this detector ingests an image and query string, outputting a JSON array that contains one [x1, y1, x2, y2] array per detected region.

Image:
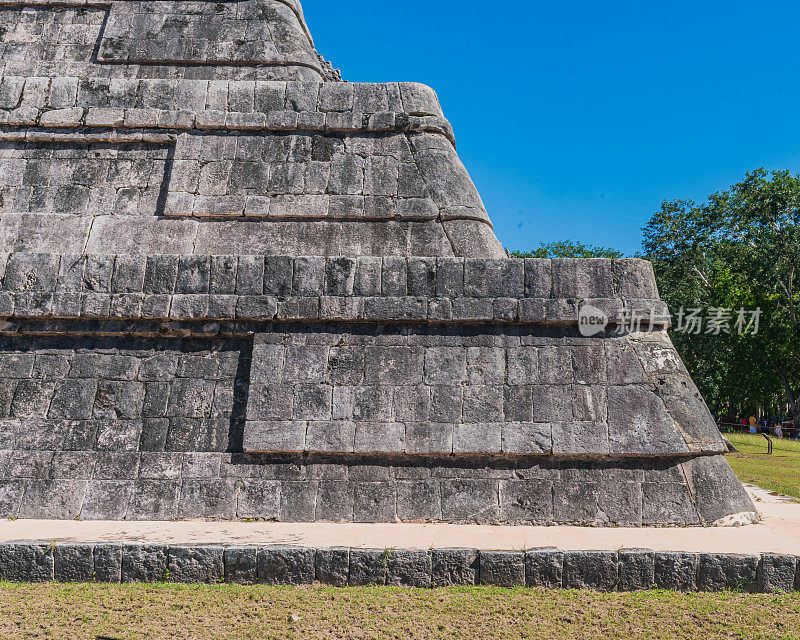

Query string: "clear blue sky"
[[303, 0, 800, 255]]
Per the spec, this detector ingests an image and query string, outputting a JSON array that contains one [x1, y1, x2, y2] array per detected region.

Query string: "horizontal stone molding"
[[0, 112, 454, 144], [0, 293, 668, 325], [0, 130, 176, 144], [0, 78, 442, 118], [0, 253, 665, 324], [0, 78, 448, 139], [0, 543, 795, 591]]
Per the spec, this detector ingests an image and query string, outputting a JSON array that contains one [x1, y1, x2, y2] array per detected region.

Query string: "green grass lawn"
[[725, 433, 800, 499], [0, 582, 798, 640]]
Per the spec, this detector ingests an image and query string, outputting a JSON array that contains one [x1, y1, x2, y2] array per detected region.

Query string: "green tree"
[[511, 240, 625, 259], [642, 168, 800, 423]]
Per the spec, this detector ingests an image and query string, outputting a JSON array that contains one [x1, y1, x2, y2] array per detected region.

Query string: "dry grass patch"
[[0, 582, 799, 640]]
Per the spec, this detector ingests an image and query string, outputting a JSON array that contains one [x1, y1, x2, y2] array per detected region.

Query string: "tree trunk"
[[776, 365, 800, 424]]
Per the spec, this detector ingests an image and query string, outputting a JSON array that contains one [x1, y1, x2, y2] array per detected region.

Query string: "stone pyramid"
[[0, 0, 756, 526]]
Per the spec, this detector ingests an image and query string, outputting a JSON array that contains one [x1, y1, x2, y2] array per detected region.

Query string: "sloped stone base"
[[1, 450, 754, 526]]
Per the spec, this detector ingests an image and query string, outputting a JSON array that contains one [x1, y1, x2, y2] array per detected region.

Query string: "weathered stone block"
[[354, 257, 382, 296], [293, 257, 325, 296], [169, 546, 224, 584], [4, 253, 59, 292], [112, 255, 146, 293], [352, 480, 398, 521], [685, 456, 757, 525], [235, 256, 264, 295], [618, 549, 655, 590], [479, 551, 525, 587], [386, 550, 432, 587], [698, 554, 758, 592], [607, 385, 688, 455], [17, 479, 86, 519], [654, 551, 698, 591], [263, 256, 293, 297], [176, 256, 210, 294], [143, 255, 178, 294], [440, 479, 499, 524], [258, 547, 315, 585], [435, 258, 464, 297], [94, 543, 122, 583], [382, 257, 407, 296], [431, 548, 479, 587], [178, 479, 236, 519], [524, 259, 552, 298], [348, 549, 387, 586], [236, 480, 281, 520], [315, 480, 354, 521], [597, 481, 643, 527], [553, 481, 599, 524], [325, 257, 356, 296], [224, 546, 258, 585], [407, 257, 436, 296], [54, 543, 95, 582], [121, 544, 168, 583], [0, 543, 54, 581], [795, 559, 800, 592], [563, 550, 618, 591], [280, 480, 317, 521], [499, 479, 553, 523], [525, 549, 564, 589], [315, 547, 350, 586], [502, 423, 552, 455], [551, 259, 614, 298], [396, 479, 441, 520], [642, 481, 698, 525], [757, 554, 797, 593]]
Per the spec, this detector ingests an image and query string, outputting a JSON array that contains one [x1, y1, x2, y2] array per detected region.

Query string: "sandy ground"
[[1, 485, 797, 554]]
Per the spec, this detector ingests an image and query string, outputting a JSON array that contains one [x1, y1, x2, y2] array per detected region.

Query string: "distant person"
[[748, 416, 757, 434]]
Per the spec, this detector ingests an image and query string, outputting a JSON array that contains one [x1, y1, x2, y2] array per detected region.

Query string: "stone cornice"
[[0, 253, 668, 325]]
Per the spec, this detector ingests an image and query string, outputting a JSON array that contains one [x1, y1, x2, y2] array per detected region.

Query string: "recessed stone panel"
[[166, 132, 437, 220], [242, 324, 693, 457], [0, 335, 251, 455], [0, 0, 330, 81], [0, 140, 172, 216]]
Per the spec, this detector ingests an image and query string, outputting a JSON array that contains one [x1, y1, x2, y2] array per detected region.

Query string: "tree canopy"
[[641, 168, 800, 422], [511, 240, 625, 259]]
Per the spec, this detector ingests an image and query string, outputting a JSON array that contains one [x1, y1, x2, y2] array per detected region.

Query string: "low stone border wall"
[[0, 543, 797, 592]]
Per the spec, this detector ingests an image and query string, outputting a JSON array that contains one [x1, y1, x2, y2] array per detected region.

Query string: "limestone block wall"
[[0, 77, 502, 257], [0, 0, 336, 80], [242, 326, 724, 458], [0, 253, 757, 526]]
